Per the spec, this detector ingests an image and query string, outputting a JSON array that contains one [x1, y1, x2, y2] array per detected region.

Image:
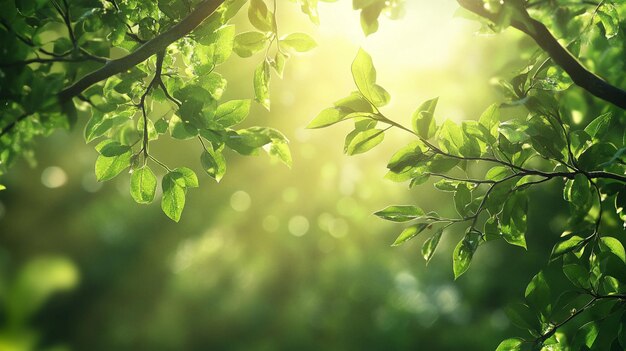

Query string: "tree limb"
[[457, 0, 626, 110], [57, 0, 226, 102]]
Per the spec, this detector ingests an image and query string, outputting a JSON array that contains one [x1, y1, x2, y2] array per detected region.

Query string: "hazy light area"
[[317, 1, 464, 69]]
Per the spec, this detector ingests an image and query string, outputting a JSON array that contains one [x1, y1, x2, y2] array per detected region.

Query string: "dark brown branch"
[[458, 0, 626, 110], [58, 0, 226, 102]]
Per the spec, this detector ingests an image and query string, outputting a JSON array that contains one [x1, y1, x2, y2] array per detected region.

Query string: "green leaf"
[[599, 237, 626, 264], [233, 31, 268, 57], [571, 322, 599, 350], [578, 142, 617, 170], [130, 166, 157, 204], [525, 271, 550, 315], [345, 128, 385, 155], [453, 232, 480, 279], [551, 235, 585, 259], [412, 97, 438, 139], [161, 171, 186, 222], [279, 33, 317, 52], [563, 263, 589, 288], [359, 2, 385, 36], [374, 205, 425, 222], [392, 223, 429, 246], [483, 217, 501, 241], [0, 185, 6, 191], [486, 166, 511, 181], [386, 142, 427, 174], [270, 51, 287, 78], [172, 167, 199, 188], [334, 92, 374, 113], [422, 228, 443, 264], [169, 115, 198, 140], [254, 60, 271, 110], [584, 112, 612, 139], [505, 302, 539, 331], [478, 103, 500, 139], [215, 100, 251, 128], [598, 4, 619, 39], [94, 140, 132, 181], [500, 192, 528, 249], [454, 184, 472, 217], [84, 110, 132, 143], [439, 120, 464, 156], [201, 149, 226, 182], [154, 118, 169, 134], [351, 49, 390, 107], [199, 25, 236, 64], [266, 140, 292, 168], [307, 107, 351, 129], [248, 0, 274, 32], [495, 338, 523, 351]]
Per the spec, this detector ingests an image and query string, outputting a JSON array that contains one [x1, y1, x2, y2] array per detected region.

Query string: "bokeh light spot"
[[288, 215, 310, 237], [230, 191, 251, 212], [41, 166, 68, 188]]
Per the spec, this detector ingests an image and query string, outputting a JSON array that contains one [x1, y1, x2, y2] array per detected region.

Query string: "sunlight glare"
[[318, 0, 465, 69]]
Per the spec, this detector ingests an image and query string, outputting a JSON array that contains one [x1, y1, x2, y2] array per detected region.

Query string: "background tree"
[[1, 0, 626, 350]]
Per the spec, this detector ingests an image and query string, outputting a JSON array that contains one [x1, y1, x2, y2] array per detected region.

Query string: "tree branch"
[[457, 0, 626, 110], [57, 0, 226, 102]]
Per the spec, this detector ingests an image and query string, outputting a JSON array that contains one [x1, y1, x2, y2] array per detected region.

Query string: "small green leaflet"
[[584, 112, 612, 139], [599, 236, 626, 264], [374, 205, 425, 222], [499, 193, 528, 249], [307, 108, 350, 129], [0, 185, 5, 191], [154, 118, 169, 134], [84, 110, 133, 143], [233, 31, 268, 57], [524, 271, 550, 316], [172, 167, 199, 188], [279, 33, 317, 52], [271, 52, 287, 77], [201, 148, 227, 182], [504, 302, 540, 331], [266, 140, 292, 168], [550, 235, 585, 259], [130, 166, 157, 204], [214, 99, 251, 128], [94, 140, 132, 181], [248, 0, 274, 32], [597, 3, 619, 39], [412, 97, 438, 139], [422, 228, 443, 264], [345, 128, 385, 155], [351, 49, 390, 107], [254, 60, 271, 110], [495, 338, 523, 351], [392, 223, 429, 246], [571, 321, 599, 349], [453, 231, 481, 279], [478, 103, 499, 139], [453, 184, 471, 217], [169, 115, 198, 140], [453, 238, 473, 279], [161, 171, 187, 222]]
